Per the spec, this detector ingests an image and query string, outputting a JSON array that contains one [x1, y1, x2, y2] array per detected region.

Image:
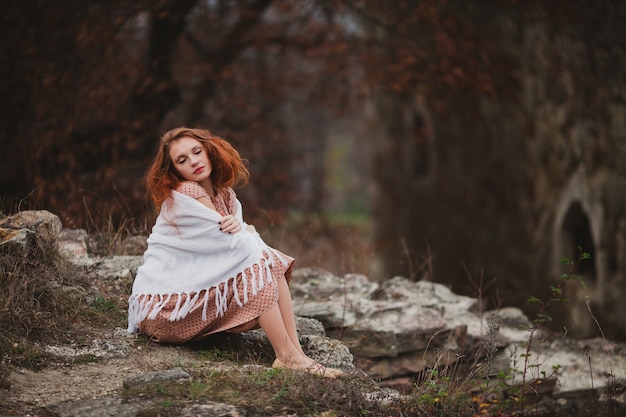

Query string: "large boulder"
[[0, 210, 62, 253]]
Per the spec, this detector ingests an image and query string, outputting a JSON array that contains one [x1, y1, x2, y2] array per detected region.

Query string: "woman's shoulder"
[[176, 181, 209, 200]]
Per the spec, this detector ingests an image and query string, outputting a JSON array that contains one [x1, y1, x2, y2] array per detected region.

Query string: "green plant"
[[517, 247, 590, 415], [402, 352, 476, 417], [196, 347, 232, 362], [92, 296, 117, 312], [585, 297, 619, 416]]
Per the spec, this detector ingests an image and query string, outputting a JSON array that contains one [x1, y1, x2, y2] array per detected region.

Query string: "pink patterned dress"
[[137, 181, 294, 343]]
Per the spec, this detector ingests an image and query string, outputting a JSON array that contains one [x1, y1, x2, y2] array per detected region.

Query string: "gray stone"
[[0, 210, 62, 243], [0, 227, 34, 252], [289, 266, 626, 410], [45, 339, 132, 359], [296, 316, 326, 337], [362, 387, 402, 406], [57, 228, 89, 258], [123, 367, 192, 389], [300, 335, 354, 371], [94, 255, 143, 279], [179, 402, 243, 417]]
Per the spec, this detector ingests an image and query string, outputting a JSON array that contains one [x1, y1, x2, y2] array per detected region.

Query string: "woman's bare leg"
[[257, 303, 311, 367], [258, 305, 343, 378], [257, 278, 344, 379], [275, 274, 305, 356]]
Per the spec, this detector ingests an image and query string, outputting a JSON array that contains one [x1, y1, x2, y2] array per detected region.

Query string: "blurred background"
[[1, 0, 625, 340]]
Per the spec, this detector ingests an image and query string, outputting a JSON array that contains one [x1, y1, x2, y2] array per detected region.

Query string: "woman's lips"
[[194, 167, 204, 174]]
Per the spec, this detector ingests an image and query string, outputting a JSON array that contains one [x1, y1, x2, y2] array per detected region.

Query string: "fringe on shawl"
[[127, 249, 290, 333]]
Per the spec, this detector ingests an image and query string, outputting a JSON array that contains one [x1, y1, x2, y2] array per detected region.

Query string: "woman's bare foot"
[[272, 357, 344, 379]]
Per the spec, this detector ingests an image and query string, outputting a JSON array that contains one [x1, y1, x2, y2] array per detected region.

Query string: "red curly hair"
[[146, 127, 249, 210]]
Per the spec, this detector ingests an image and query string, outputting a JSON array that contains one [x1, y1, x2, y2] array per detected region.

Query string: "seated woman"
[[127, 127, 342, 378]]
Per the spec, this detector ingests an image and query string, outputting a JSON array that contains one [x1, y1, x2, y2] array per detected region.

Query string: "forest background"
[[2, 0, 624, 339]]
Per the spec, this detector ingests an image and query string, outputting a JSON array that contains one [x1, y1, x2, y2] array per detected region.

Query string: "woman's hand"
[[219, 215, 242, 234]]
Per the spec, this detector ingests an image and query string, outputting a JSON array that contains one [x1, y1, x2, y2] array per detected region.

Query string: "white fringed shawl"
[[127, 190, 289, 333]]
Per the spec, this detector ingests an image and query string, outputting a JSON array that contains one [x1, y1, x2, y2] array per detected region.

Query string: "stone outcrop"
[[0, 209, 62, 253], [289, 268, 626, 399], [4, 210, 626, 415]]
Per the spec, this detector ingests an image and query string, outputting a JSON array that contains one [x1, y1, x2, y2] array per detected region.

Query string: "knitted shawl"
[[127, 190, 288, 333]]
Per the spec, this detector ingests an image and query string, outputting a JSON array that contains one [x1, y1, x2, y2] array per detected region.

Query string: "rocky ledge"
[[2, 210, 625, 416]]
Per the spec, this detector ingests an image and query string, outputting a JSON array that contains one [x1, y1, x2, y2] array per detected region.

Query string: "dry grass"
[[0, 238, 129, 389], [0, 242, 81, 350]]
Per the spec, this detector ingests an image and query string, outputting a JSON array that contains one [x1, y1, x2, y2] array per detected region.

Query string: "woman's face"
[[169, 136, 213, 185]]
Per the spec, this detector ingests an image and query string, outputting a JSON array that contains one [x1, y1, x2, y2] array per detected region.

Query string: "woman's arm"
[[196, 195, 242, 234]]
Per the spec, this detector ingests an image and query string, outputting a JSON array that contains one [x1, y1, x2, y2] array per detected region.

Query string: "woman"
[[127, 127, 342, 378]]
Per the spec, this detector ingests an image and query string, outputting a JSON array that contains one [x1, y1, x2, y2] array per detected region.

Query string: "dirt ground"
[[1, 322, 203, 415]]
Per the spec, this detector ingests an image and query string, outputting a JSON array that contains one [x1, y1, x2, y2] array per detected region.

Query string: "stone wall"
[[368, 0, 626, 340]]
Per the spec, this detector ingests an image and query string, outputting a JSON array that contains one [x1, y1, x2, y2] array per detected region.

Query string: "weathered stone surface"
[[178, 402, 243, 417], [57, 228, 89, 258], [290, 266, 626, 411], [72, 255, 143, 279], [291, 269, 529, 362], [0, 227, 34, 252], [300, 334, 354, 371], [506, 337, 626, 393], [0, 210, 62, 243], [123, 367, 192, 389], [94, 255, 143, 279], [362, 347, 459, 380], [45, 339, 132, 359], [295, 316, 327, 337]]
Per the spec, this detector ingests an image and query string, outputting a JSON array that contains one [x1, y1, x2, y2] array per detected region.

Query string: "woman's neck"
[[198, 178, 215, 198]]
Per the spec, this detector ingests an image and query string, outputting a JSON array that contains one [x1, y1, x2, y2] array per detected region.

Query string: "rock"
[[0, 210, 62, 243], [362, 387, 402, 406], [296, 316, 327, 337], [123, 367, 192, 389], [0, 210, 63, 255], [290, 267, 626, 415], [179, 402, 243, 417], [300, 335, 354, 371], [70, 254, 144, 278], [94, 255, 143, 279], [506, 337, 626, 394], [45, 339, 132, 359], [0, 227, 34, 252], [57, 228, 89, 258]]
